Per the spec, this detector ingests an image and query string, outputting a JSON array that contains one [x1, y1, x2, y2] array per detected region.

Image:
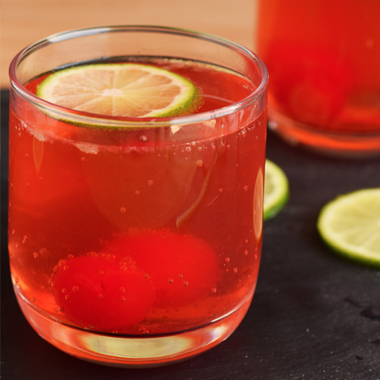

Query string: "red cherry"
[[105, 230, 218, 308], [53, 254, 154, 332]]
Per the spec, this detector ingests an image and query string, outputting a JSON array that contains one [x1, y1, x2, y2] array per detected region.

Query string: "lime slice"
[[36, 63, 201, 119], [264, 159, 289, 220], [317, 188, 380, 268]]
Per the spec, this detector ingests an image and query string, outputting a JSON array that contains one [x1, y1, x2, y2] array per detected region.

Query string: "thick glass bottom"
[[268, 108, 380, 158], [15, 290, 252, 367]]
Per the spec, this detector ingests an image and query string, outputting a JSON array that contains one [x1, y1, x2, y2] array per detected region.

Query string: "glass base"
[[15, 290, 252, 367], [268, 108, 380, 158]]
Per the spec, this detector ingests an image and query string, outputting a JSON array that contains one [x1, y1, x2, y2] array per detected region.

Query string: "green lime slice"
[[317, 188, 380, 268], [36, 63, 201, 119], [264, 159, 289, 220]]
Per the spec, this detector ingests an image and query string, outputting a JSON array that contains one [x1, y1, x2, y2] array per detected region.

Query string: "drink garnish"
[[105, 229, 217, 308], [36, 63, 202, 119], [53, 254, 155, 331], [317, 188, 380, 268], [264, 159, 289, 220]]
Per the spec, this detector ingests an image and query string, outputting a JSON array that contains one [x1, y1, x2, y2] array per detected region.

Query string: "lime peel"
[[36, 63, 201, 122], [264, 159, 289, 220], [317, 188, 380, 268]]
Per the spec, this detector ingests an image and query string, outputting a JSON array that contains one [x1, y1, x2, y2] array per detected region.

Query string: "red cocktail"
[[9, 26, 268, 366], [254, 0, 380, 156]]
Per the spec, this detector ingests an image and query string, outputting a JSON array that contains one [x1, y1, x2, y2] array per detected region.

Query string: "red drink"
[[9, 26, 268, 366], [255, 0, 380, 156]]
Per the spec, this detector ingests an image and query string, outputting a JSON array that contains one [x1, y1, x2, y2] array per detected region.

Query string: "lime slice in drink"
[[317, 188, 380, 268], [36, 63, 201, 118], [264, 159, 289, 220]]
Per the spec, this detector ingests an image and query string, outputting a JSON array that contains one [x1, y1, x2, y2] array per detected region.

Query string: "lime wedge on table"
[[317, 188, 380, 268], [264, 159, 289, 220], [36, 63, 201, 119]]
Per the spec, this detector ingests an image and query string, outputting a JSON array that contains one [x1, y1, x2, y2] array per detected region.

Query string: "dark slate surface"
[[2, 90, 380, 380]]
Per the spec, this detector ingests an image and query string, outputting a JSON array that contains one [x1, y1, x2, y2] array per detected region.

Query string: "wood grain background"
[[1, 0, 256, 88]]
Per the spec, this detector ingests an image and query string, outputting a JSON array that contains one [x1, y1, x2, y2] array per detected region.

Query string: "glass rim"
[[9, 25, 269, 128]]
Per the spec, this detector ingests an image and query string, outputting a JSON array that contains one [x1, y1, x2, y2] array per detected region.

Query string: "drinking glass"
[[8, 25, 268, 366], [254, 0, 380, 157]]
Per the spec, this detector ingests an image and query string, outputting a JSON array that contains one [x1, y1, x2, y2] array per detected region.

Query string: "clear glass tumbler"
[[254, 0, 380, 157], [8, 25, 268, 367]]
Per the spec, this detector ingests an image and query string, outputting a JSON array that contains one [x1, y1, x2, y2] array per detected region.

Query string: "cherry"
[[105, 230, 218, 308], [53, 254, 155, 332]]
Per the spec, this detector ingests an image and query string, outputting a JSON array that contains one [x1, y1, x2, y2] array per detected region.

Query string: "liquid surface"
[[27, 59, 256, 116]]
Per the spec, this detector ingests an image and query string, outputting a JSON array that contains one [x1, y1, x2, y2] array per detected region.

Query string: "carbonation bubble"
[[33, 252, 39, 259], [196, 160, 203, 167], [120, 207, 126, 214], [148, 180, 153, 186], [233, 267, 238, 273]]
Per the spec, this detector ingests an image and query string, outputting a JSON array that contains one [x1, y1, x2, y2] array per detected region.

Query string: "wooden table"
[[1, 0, 255, 88]]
